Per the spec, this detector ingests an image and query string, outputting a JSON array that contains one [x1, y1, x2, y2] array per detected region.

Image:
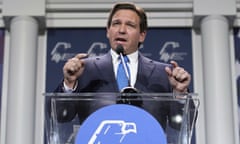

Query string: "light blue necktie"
[[117, 56, 130, 91]]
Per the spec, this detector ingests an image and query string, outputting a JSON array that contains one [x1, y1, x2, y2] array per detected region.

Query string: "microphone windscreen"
[[116, 45, 124, 55]]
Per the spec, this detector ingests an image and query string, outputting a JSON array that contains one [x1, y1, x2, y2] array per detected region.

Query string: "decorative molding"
[[46, 1, 193, 12], [46, 1, 193, 27]]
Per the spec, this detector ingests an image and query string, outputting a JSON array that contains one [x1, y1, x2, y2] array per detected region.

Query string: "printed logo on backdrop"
[[51, 41, 108, 63], [50, 40, 187, 64], [158, 41, 187, 62], [75, 104, 167, 144]]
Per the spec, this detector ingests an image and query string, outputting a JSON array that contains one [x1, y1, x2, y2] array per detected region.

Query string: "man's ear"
[[106, 28, 110, 38], [139, 31, 147, 43]]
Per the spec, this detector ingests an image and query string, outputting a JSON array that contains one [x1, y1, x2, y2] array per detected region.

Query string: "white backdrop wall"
[[0, 0, 239, 144]]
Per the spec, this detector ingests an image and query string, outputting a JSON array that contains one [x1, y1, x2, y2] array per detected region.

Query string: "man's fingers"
[[64, 54, 86, 76], [75, 53, 88, 60], [166, 61, 191, 92], [170, 60, 179, 68], [176, 72, 189, 82], [165, 66, 172, 76]]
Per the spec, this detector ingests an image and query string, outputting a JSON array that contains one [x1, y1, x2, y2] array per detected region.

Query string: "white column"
[[5, 16, 38, 144], [200, 15, 236, 144]]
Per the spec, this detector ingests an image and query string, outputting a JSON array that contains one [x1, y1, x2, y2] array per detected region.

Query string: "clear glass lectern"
[[45, 93, 199, 144]]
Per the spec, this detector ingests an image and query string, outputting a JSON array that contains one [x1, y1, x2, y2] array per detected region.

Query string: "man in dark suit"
[[54, 2, 191, 130]]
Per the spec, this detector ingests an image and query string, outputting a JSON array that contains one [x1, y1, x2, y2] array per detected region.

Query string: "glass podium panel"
[[44, 93, 199, 144]]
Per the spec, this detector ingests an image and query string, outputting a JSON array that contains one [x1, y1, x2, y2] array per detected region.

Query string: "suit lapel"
[[94, 52, 119, 91], [135, 53, 155, 91]]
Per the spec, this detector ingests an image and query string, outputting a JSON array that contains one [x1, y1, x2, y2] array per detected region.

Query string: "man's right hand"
[[63, 53, 88, 89]]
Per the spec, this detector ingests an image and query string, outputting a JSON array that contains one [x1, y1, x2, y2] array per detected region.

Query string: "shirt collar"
[[110, 49, 138, 64]]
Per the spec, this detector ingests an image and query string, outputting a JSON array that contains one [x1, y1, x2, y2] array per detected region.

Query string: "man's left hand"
[[165, 61, 191, 93]]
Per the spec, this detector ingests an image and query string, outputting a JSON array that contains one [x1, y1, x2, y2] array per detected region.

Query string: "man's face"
[[107, 9, 146, 55]]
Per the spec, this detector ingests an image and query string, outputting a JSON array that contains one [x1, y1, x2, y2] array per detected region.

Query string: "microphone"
[[115, 45, 142, 107]]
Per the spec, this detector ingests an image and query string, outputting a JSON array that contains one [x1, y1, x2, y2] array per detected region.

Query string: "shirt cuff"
[[63, 81, 78, 93]]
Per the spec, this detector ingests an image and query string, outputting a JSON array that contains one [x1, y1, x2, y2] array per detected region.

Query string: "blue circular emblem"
[[75, 104, 167, 144]]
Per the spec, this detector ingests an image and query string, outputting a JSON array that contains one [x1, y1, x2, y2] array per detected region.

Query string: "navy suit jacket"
[[56, 51, 172, 93], [54, 51, 183, 130]]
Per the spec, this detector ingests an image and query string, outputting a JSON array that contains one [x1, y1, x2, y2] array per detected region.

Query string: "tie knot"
[[119, 56, 129, 63]]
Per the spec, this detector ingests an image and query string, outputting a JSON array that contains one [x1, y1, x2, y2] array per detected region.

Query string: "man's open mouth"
[[115, 37, 127, 42]]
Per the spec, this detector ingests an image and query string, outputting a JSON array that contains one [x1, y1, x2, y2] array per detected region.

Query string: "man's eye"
[[128, 24, 135, 28], [127, 23, 136, 28], [112, 22, 120, 26]]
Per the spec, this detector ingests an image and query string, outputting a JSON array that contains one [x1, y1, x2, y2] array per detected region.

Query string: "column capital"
[[193, 0, 236, 29], [2, 0, 46, 32]]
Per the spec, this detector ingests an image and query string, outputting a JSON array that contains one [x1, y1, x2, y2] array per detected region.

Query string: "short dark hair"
[[107, 2, 148, 33]]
